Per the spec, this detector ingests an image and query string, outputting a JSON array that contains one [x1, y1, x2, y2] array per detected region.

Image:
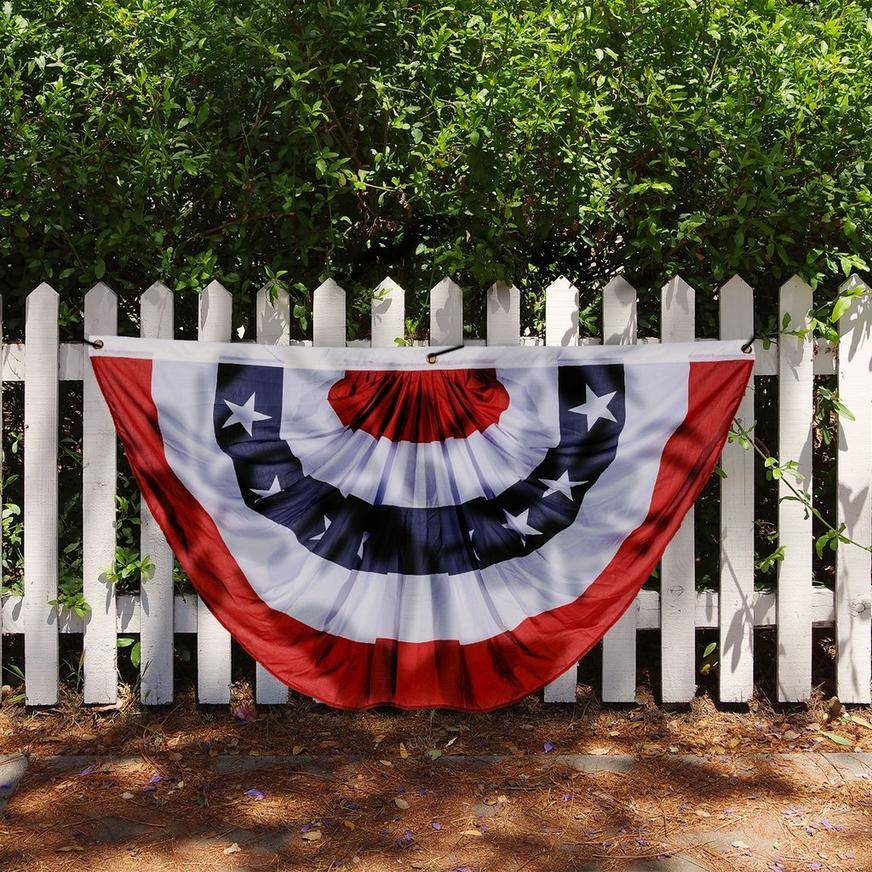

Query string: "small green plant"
[[117, 635, 141, 669], [699, 641, 718, 677], [103, 546, 156, 586]]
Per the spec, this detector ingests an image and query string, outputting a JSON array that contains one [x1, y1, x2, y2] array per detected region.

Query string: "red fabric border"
[[92, 355, 752, 710]]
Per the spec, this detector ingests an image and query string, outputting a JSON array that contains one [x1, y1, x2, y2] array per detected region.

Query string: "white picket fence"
[[1, 273, 870, 708]]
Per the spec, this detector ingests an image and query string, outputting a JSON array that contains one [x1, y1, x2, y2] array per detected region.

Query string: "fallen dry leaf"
[[223, 843, 240, 855], [394, 796, 409, 810], [302, 830, 322, 841]]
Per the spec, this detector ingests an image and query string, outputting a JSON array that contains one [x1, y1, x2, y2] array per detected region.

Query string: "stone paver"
[[0, 754, 28, 812]]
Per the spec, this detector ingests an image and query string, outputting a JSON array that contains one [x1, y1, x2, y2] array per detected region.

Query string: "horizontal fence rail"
[[0, 273, 870, 707]]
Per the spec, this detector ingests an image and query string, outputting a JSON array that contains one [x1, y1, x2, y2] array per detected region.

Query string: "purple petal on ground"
[[563, 793, 572, 801], [300, 823, 312, 833], [79, 765, 97, 776], [543, 741, 555, 753], [148, 775, 163, 785], [245, 788, 265, 800], [403, 831, 413, 843], [809, 864, 822, 870], [431, 822, 442, 831]]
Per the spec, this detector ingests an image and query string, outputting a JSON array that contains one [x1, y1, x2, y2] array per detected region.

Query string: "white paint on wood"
[[718, 275, 756, 703], [254, 283, 291, 704], [601, 275, 638, 703], [371, 277, 405, 347], [543, 276, 580, 703], [486, 282, 521, 346], [312, 279, 346, 347], [256, 282, 291, 345], [659, 276, 697, 703], [23, 284, 60, 705], [196, 280, 233, 704], [139, 282, 175, 704], [82, 283, 118, 703], [835, 276, 872, 703], [0, 296, 3, 683], [777, 275, 814, 702], [429, 278, 463, 346], [545, 276, 579, 348], [3, 584, 843, 635]]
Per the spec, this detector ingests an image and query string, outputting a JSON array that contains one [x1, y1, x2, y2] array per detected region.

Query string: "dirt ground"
[[2, 684, 872, 871]]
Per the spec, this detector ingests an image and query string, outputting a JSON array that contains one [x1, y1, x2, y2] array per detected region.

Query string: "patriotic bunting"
[[90, 338, 752, 710]]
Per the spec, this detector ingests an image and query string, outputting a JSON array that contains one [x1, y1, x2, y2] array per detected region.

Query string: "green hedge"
[[1, 0, 870, 335]]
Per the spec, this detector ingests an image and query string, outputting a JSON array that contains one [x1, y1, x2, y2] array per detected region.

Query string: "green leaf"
[[820, 731, 852, 747], [94, 258, 105, 280]]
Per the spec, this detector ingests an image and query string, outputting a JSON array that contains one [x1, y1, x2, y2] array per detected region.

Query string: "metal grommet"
[[92, 338, 104, 349], [426, 353, 438, 365], [740, 336, 754, 354]]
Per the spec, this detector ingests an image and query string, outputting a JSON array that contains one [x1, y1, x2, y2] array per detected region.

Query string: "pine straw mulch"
[[1, 683, 871, 870]]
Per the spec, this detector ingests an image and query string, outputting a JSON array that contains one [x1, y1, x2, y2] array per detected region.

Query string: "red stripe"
[[327, 368, 509, 442], [92, 355, 752, 711]]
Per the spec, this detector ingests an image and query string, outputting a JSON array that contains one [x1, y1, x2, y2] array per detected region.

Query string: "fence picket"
[[254, 284, 291, 704], [23, 284, 60, 704], [82, 283, 118, 703], [836, 275, 871, 704], [0, 296, 3, 685], [486, 281, 521, 346], [372, 277, 405, 346], [139, 282, 176, 704], [430, 278, 463, 345], [718, 276, 756, 702], [543, 276, 580, 703], [659, 276, 696, 703], [777, 275, 814, 702], [197, 280, 233, 704], [313, 279, 346, 347], [601, 276, 638, 703]]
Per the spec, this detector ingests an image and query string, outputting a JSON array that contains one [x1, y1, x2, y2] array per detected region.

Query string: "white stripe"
[[151, 357, 688, 645], [93, 335, 748, 369]]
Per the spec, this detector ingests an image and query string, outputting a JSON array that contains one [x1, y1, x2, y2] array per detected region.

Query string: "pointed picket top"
[[313, 278, 346, 347], [140, 281, 174, 341], [839, 273, 871, 296], [27, 281, 59, 306], [371, 276, 405, 347], [720, 273, 753, 298], [545, 276, 579, 347], [141, 280, 173, 309], [198, 280, 232, 340], [486, 281, 520, 346], [602, 275, 637, 345], [85, 281, 117, 305], [660, 275, 694, 343], [256, 282, 291, 345], [429, 277, 463, 346], [780, 273, 813, 301]]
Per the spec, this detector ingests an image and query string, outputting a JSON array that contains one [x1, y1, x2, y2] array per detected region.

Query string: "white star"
[[223, 393, 271, 436], [570, 386, 617, 430], [539, 470, 587, 500], [357, 531, 370, 560], [250, 476, 282, 500], [310, 516, 332, 542], [502, 509, 541, 546]]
